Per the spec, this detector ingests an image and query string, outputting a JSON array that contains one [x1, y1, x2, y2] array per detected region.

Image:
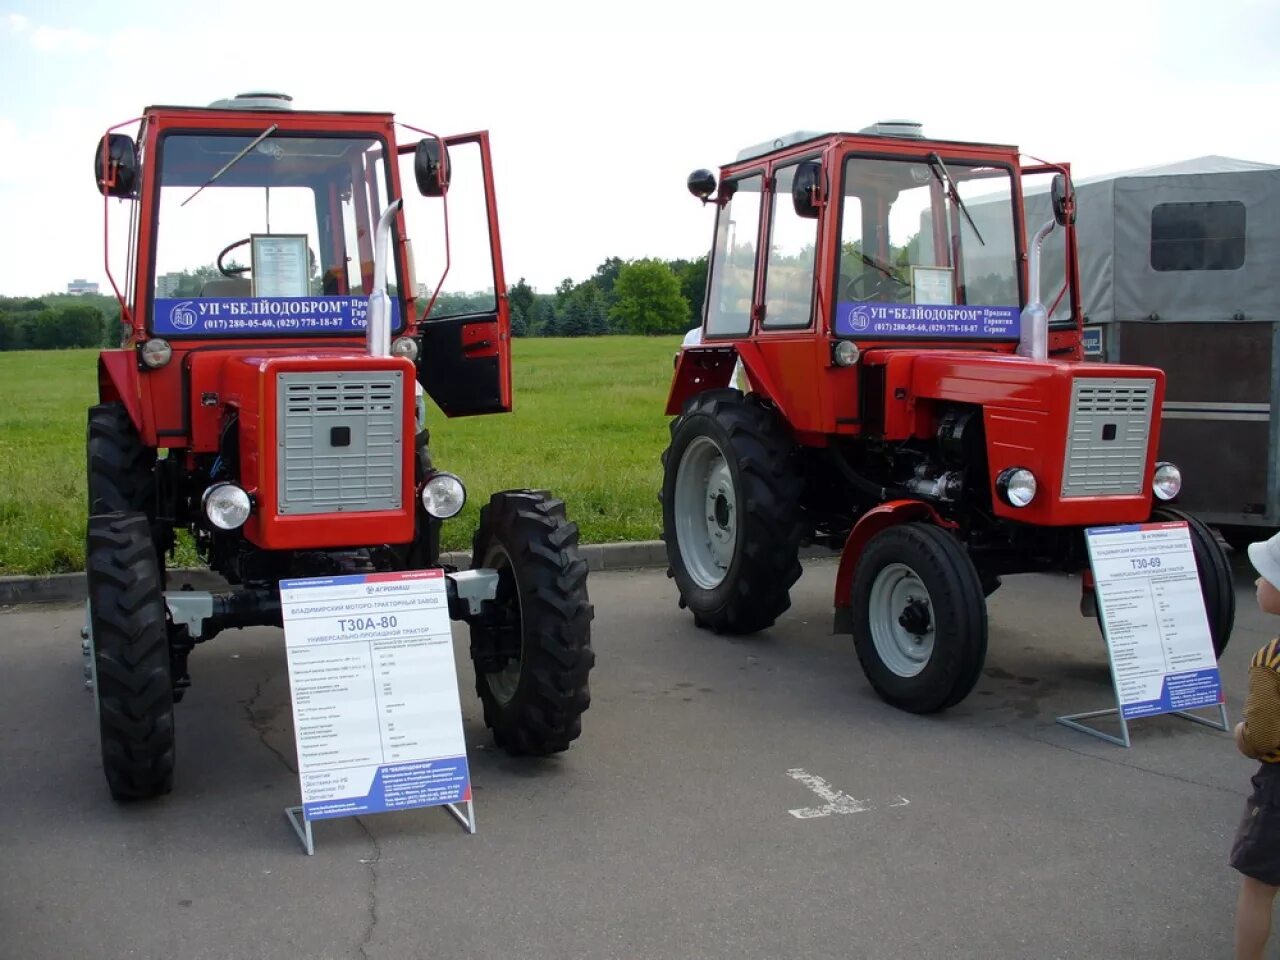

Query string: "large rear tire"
[[660, 389, 805, 634], [468, 491, 594, 756], [86, 512, 175, 801], [851, 523, 988, 714], [1152, 507, 1235, 657]]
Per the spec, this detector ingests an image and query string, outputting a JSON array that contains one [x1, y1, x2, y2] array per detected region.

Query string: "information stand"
[[279, 569, 475, 854], [1057, 521, 1229, 747]]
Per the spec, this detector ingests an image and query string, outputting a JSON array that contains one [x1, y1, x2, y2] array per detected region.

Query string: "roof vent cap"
[[207, 91, 294, 111]]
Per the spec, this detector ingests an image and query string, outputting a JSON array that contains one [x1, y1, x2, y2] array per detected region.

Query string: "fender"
[[663, 340, 789, 419], [832, 499, 956, 632], [97, 350, 143, 432]]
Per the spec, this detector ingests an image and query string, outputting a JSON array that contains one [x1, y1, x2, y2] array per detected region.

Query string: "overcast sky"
[[1, 0, 1277, 299]]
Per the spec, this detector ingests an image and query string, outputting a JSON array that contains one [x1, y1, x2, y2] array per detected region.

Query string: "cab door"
[[399, 131, 512, 416]]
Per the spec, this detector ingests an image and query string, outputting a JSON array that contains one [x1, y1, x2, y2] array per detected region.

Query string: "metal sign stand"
[[1057, 700, 1229, 749], [284, 797, 476, 857]]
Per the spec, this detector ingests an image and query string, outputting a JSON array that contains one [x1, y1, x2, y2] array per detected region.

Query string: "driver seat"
[[200, 277, 251, 298]]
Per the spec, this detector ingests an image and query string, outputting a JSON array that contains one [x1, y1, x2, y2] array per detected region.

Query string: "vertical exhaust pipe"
[[1017, 217, 1056, 362], [367, 198, 402, 358]]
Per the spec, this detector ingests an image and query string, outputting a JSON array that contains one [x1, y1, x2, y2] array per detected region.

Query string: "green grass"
[[0, 337, 683, 576]]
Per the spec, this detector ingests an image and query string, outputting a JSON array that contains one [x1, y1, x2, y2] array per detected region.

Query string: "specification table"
[[279, 570, 471, 824], [1085, 522, 1221, 720]]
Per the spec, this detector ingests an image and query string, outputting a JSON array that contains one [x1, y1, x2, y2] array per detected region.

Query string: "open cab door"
[[1020, 163, 1084, 360], [400, 131, 512, 415]]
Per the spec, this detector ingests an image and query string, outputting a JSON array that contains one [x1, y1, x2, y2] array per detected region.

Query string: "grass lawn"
[[0, 336, 683, 576]]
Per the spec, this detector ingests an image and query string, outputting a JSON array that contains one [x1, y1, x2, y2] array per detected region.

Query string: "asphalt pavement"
[[0, 554, 1268, 960]]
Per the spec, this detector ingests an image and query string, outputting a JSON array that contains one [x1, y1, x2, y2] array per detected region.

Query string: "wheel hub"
[[898, 598, 931, 636]]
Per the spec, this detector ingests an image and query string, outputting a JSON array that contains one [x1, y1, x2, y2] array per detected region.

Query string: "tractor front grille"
[[1061, 377, 1156, 498], [276, 371, 403, 516]]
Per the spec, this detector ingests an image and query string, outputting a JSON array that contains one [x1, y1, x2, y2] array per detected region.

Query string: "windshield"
[[835, 155, 1020, 340], [150, 131, 400, 337]]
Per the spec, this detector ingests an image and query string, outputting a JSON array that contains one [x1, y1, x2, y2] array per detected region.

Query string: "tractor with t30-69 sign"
[[662, 121, 1234, 713], [86, 91, 593, 800]]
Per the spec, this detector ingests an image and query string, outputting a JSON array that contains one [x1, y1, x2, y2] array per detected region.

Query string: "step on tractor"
[[662, 121, 1235, 714], [86, 91, 594, 801]]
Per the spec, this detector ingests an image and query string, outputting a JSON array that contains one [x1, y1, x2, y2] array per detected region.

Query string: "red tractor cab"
[[86, 92, 594, 801], [662, 121, 1234, 714]]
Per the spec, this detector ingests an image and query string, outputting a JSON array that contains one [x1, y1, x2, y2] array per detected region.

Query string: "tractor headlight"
[[1153, 461, 1182, 501], [391, 336, 419, 361], [140, 338, 172, 369], [421, 472, 466, 519], [202, 482, 252, 530], [832, 340, 860, 367], [996, 467, 1038, 507]]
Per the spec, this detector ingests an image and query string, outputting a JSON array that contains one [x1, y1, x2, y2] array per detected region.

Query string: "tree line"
[[428, 255, 707, 338], [0, 254, 708, 351]]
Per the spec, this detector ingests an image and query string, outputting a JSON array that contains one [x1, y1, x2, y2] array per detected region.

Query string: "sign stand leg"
[[285, 805, 314, 855], [1056, 708, 1131, 748], [444, 800, 476, 835]]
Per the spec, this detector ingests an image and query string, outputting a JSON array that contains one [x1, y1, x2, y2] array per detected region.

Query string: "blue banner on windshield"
[[152, 296, 400, 336], [835, 302, 1020, 339]]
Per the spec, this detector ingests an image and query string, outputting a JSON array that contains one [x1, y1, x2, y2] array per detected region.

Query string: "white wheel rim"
[[674, 435, 737, 589], [868, 563, 935, 678], [483, 544, 523, 705]]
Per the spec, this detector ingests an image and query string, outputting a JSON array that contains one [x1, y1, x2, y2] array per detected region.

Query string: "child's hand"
[[1236, 721, 1253, 757]]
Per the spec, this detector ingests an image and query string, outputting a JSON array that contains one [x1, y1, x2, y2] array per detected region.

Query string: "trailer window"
[[761, 164, 819, 329], [1150, 201, 1246, 271], [705, 174, 762, 337]]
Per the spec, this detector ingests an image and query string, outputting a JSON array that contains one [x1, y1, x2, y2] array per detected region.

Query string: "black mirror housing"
[[1051, 173, 1075, 226], [687, 169, 717, 200], [94, 134, 137, 198], [415, 138, 451, 197], [792, 161, 822, 219]]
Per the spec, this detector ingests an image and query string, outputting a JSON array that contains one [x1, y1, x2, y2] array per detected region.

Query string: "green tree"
[[591, 256, 624, 304], [609, 259, 689, 335], [670, 256, 708, 325]]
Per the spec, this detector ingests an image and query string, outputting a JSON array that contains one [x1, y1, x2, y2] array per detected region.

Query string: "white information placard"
[[1084, 522, 1223, 720], [279, 569, 472, 845]]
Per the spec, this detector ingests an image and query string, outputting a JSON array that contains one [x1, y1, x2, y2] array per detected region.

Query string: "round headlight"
[[421, 472, 466, 519], [140, 338, 172, 369], [996, 467, 1037, 508], [833, 340, 860, 367], [202, 482, 252, 530], [1153, 461, 1182, 501], [391, 336, 419, 361]]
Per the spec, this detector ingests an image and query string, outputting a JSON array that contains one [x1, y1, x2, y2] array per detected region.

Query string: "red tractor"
[[86, 91, 594, 801], [662, 121, 1235, 714]]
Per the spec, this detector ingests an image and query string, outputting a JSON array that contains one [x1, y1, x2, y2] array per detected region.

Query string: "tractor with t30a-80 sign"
[[662, 121, 1234, 713], [86, 91, 593, 800]]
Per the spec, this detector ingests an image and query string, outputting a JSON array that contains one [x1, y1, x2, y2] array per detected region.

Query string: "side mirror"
[[1051, 173, 1075, 226], [415, 138, 451, 197], [687, 169, 717, 201], [792, 160, 822, 219], [94, 134, 137, 198]]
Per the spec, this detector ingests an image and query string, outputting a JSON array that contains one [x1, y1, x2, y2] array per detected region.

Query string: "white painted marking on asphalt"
[[786, 768, 871, 819]]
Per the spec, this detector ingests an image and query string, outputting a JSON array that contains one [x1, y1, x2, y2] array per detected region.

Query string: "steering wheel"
[[217, 237, 252, 277], [843, 269, 910, 303]]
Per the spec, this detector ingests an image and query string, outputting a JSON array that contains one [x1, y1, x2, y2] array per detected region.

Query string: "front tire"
[[851, 523, 988, 714], [1153, 507, 1235, 657], [660, 389, 805, 634], [468, 491, 594, 756], [86, 512, 175, 801]]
